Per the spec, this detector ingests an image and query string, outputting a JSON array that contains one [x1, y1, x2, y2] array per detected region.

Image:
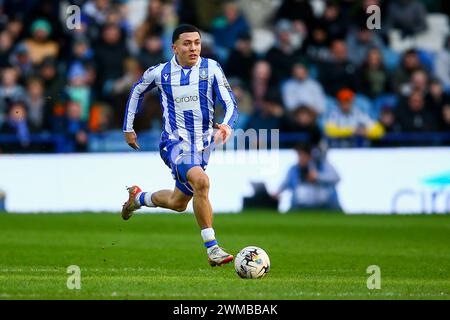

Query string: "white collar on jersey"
[[171, 55, 202, 70]]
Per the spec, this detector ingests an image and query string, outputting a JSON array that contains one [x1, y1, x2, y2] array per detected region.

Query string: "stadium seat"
[[382, 48, 401, 71]]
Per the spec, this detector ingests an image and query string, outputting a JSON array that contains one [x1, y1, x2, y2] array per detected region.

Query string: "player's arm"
[[123, 66, 158, 150], [212, 62, 238, 144]]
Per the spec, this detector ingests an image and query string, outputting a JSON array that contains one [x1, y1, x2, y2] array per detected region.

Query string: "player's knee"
[[193, 175, 209, 193]]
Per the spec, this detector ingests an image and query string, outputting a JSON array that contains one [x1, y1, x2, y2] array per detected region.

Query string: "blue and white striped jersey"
[[123, 56, 238, 150]]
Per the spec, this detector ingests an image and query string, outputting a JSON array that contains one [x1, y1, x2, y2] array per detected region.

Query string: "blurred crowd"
[[0, 0, 449, 153]]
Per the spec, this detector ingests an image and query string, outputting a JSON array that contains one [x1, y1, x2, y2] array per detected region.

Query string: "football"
[[234, 246, 270, 279]]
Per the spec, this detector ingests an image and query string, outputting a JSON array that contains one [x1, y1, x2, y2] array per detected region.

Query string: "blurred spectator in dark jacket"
[[275, 143, 341, 210], [38, 57, 65, 105], [317, 2, 348, 40], [391, 49, 427, 94], [23, 19, 59, 66], [137, 32, 165, 70], [94, 23, 129, 98], [282, 61, 326, 115], [266, 19, 300, 83], [225, 32, 257, 84], [245, 91, 284, 132], [211, 0, 250, 62], [396, 90, 438, 133], [0, 31, 14, 69], [319, 39, 357, 95], [357, 47, 390, 98], [300, 21, 332, 64], [386, 0, 427, 37], [378, 106, 401, 134], [0, 100, 37, 153], [426, 78, 450, 119], [281, 105, 323, 148], [24, 77, 51, 132], [274, 0, 315, 27]]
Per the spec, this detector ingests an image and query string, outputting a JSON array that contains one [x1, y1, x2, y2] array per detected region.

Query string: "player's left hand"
[[213, 123, 232, 145], [124, 131, 140, 150]]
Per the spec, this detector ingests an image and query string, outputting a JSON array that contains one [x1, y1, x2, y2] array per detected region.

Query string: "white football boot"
[[207, 246, 234, 267]]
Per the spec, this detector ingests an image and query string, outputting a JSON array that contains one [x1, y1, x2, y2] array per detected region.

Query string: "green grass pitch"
[[0, 211, 449, 300]]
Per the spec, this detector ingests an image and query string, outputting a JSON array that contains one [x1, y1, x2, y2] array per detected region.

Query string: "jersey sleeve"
[[212, 62, 239, 129], [122, 65, 158, 132]]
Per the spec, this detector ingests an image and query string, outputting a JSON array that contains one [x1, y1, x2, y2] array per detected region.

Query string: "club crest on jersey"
[[163, 73, 169, 81], [199, 68, 208, 80]]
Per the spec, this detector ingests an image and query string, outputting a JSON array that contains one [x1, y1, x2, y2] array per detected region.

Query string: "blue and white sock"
[[201, 228, 218, 253], [135, 192, 156, 208]]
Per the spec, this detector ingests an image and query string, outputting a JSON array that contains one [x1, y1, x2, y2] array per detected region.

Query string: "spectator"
[[94, 23, 130, 98], [378, 106, 401, 134], [316, 2, 348, 40], [0, 31, 14, 69], [386, 0, 427, 37], [440, 104, 450, 133], [82, 0, 112, 27], [275, 143, 341, 210], [391, 49, 427, 94], [64, 63, 92, 122], [245, 91, 284, 132], [137, 33, 165, 70], [357, 47, 390, 98], [24, 77, 51, 132], [0, 67, 26, 121], [0, 100, 37, 153], [61, 100, 89, 153], [346, 24, 385, 66], [300, 21, 332, 64], [435, 36, 450, 91], [265, 19, 300, 83], [250, 60, 276, 110], [318, 39, 357, 95], [396, 90, 439, 134], [9, 42, 33, 80], [400, 69, 429, 97], [426, 79, 450, 119], [211, 0, 250, 62], [280, 105, 323, 148], [225, 33, 257, 84], [38, 57, 65, 105], [281, 61, 326, 115], [324, 88, 384, 143], [134, 0, 164, 50], [23, 19, 59, 66], [274, 0, 315, 27], [227, 78, 253, 129]]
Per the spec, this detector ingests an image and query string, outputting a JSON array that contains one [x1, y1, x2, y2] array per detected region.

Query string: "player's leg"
[[150, 187, 192, 212], [122, 185, 192, 220], [186, 166, 234, 267]]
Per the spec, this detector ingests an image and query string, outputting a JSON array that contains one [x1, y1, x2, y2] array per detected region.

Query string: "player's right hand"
[[124, 131, 140, 150]]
